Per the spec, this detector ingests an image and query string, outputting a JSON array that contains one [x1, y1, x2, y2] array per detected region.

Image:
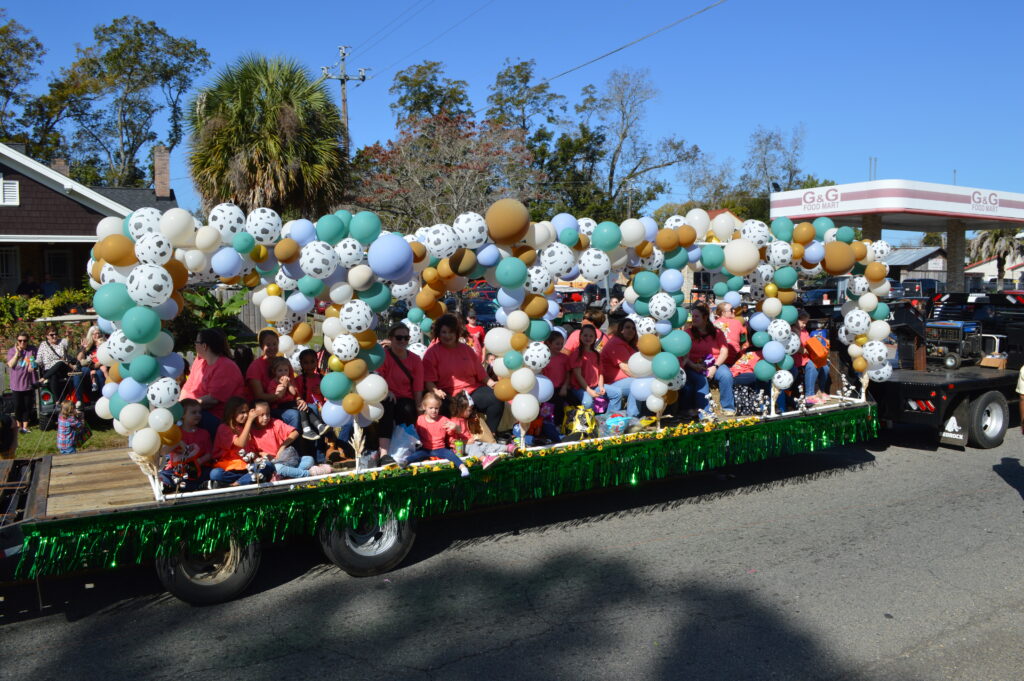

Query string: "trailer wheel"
[[967, 391, 1008, 449], [943, 353, 962, 370], [319, 509, 416, 577], [155, 538, 261, 605]]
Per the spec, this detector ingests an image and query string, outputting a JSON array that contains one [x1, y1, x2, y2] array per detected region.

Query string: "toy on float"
[[86, 195, 893, 474]]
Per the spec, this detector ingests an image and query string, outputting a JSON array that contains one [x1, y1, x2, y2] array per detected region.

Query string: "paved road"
[[3, 426, 1024, 681]]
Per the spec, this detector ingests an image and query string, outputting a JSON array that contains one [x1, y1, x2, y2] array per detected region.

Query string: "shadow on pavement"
[[992, 457, 1024, 502]]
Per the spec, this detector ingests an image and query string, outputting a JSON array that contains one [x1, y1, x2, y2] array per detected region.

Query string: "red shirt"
[[568, 349, 601, 389], [563, 322, 606, 355], [730, 349, 763, 377], [249, 418, 295, 456], [415, 414, 456, 450], [423, 342, 487, 395], [600, 336, 635, 383], [212, 424, 248, 471], [246, 355, 293, 402], [465, 323, 486, 362], [715, 317, 744, 364], [180, 428, 212, 458], [687, 328, 727, 365], [543, 353, 571, 389], [180, 355, 245, 419], [378, 349, 425, 400], [293, 373, 324, 405], [795, 330, 810, 368]]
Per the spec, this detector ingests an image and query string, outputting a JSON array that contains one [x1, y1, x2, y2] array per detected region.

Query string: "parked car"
[[799, 289, 839, 306], [902, 278, 946, 298]]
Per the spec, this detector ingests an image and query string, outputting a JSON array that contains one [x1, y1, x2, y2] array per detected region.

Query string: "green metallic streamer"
[[17, 405, 876, 579]]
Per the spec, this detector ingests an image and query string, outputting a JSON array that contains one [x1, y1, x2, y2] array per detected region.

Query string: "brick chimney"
[[153, 145, 171, 198], [50, 158, 69, 176]]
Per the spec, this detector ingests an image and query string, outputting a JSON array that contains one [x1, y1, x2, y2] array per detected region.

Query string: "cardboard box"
[[980, 356, 1007, 370]]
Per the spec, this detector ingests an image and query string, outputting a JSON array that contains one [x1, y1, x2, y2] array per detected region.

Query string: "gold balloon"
[[791, 242, 805, 261], [436, 258, 456, 280], [574, 234, 590, 251], [424, 301, 444, 320], [511, 332, 530, 351], [852, 356, 868, 372], [493, 378, 517, 402], [355, 329, 377, 349], [266, 283, 283, 297], [851, 241, 868, 261], [450, 248, 477, 275], [634, 240, 654, 258], [415, 288, 438, 310], [864, 261, 887, 283], [342, 393, 365, 415], [855, 334, 868, 346], [485, 198, 531, 245], [160, 424, 182, 446], [793, 222, 816, 245], [655, 228, 678, 251], [109, 363, 123, 383], [677, 225, 697, 248], [514, 245, 537, 266], [100, 234, 137, 267], [521, 293, 549, 319], [325, 304, 341, 318], [778, 289, 797, 305], [410, 241, 428, 262], [764, 282, 779, 298], [165, 259, 189, 289], [822, 241, 855, 275], [274, 238, 301, 263], [219, 276, 240, 285], [251, 244, 269, 262], [292, 322, 313, 345], [637, 334, 661, 357], [327, 355, 345, 372], [665, 389, 678, 405], [343, 358, 368, 381], [242, 271, 261, 288], [90, 259, 106, 282]]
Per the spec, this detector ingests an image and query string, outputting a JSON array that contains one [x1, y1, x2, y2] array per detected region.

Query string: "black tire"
[[943, 353, 962, 370], [967, 391, 1009, 449], [155, 538, 261, 605], [319, 509, 416, 577]]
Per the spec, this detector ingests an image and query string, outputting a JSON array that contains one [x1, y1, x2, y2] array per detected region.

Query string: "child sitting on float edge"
[[159, 398, 213, 492], [449, 391, 514, 469], [409, 392, 471, 477]]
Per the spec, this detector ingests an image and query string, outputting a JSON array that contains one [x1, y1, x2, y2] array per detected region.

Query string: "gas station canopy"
[[770, 179, 1024, 231]]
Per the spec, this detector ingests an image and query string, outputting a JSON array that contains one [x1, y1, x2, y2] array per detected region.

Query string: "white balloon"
[[869, 279, 891, 298], [148, 408, 175, 433], [624, 286, 639, 305], [132, 427, 163, 457], [510, 367, 537, 394], [485, 327, 514, 356], [511, 393, 540, 423], [329, 282, 354, 305], [96, 343, 115, 367], [356, 374, 389, 403], [97, 216, 123, 239], [184, 249, 209, 273], [761, 297, 783, 318], [686, 208, 711, 238], [646, 395, 666, 413], [361, 402, 385, 422], [619, 218, 646, 247], [847, 343, 863, 358], [147, 332, 175, 357], [113, 419, 131, 437], [650, 379, 669, 397], [522, 342, 551, 371], [844, 309, 871, 335], [277, 335, 296, 355], [492, 357, 511, 378], [119, 403, 150, 432], [867, 363, 893, 382], [772, 369, 794, 390], [711, 212, 736, 242], [861, 340, 889, 368], [95, 396, 113, 420], [322, 316, 345, 339], [506, 310, 530, 333], [867, 320, 891, 341], [331, 333, 360, 360], [767, 319, 792, 342], [260, 295, 287, 323], [194, 225, 223, 252], [251, 287, 268, 307], [857, 292, 879, 312], [159, 208, 196, 247], [627, 352, 653, 378]]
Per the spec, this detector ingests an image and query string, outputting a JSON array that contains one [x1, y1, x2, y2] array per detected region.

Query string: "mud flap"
[[939, 398, 969, 448]]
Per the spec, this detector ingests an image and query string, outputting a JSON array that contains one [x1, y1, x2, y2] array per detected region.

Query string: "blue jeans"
[[803, 363, 830, 396], [605, 377, 638, 417], [406, 448, 464, 469], [210, 461, 276, 485], [73, 367, 104, 399], [274, 455, 314, 478], [159, 468, 210, 492], [570, 387, 595, 409], [272, 406, 300, 430], [684, 366, 735, 412]]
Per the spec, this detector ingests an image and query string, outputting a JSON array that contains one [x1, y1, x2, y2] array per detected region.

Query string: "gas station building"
[[769, 180, 1024, 292]]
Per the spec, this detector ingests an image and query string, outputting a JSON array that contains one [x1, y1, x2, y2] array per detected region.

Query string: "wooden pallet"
[[44, 449, 154, 517]]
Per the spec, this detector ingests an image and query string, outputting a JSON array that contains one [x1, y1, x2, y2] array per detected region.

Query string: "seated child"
[[543, 329, 572, 423], [409, 393, 471, 477], [248, 400, 328, 479], [211, 397, 276, 486], [56, 402, 84, 454], [449, 391, 514, 469], [160, 398, 213, 492]]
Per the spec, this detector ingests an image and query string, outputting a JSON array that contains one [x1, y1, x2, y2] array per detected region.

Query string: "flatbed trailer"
[[1, 401, 877, 604]]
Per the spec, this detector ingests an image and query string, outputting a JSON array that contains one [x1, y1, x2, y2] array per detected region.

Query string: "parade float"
[[1, 200, 888, 603]]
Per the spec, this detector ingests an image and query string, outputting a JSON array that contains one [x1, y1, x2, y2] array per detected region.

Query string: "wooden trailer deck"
[[41, 450, 154, 518]]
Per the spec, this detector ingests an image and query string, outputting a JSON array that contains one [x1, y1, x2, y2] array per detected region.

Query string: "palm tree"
[[967, 228, 1024, 288], [187, 55, 347, 216]]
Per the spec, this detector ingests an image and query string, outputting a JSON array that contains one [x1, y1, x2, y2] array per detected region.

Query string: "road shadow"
[[992, 457, 1024, 502], [865, 423, 940, 453]]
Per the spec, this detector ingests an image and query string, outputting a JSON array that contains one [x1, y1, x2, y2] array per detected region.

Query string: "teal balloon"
[[813, 217, 835, 240], [316, 215, 347, 245], [771, 217, 794, 242], [779, 355, 795, 371], [701, 244, 724, 270], [773, 266, 798, 289], [752, 331, 771, 348], [333, 209, 353, 228], [672, 306, 689, 328], [663, 247, 688, 269], [871, 302, 890, 320], [713, 282, 729, 297], [496, 257, 528, 288], [468, 263, 488, 280], [836, 226, 856, 244], [428, 256, 440, 268], [108, 393, 128, 420], [298, 275, 325, 297], [670, 291, 686, 304], [634, 300, 650, 317], [128, 354, 159, 383], [661, 330, 692, 357], [420, 318, 433, 333], [633, 271, 661, 298], [169, 402, 184, 422], [407, 307, 425, 323], [592, 221, 622, 252], [779, 305, 799, 324], [652, 352, 680, 381], [93, 282, 135, 322], [359, 282, 392, 313], [727, 275, 745, 292], [754, 360, 776, 382], [321, 372, 353, 401], [122, 215, 133, 240], [256, 264, 279, 277], [528, 319, 551, 342], [358, 345, 386, 370], [558, 229, 579, 247], [504, 350, 524, 370], [121, 306, 161, 344], [232, 231, 256, 254], [350, 211, 382, 245]]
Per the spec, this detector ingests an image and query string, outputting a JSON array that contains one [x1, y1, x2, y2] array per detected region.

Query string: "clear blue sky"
[[8, 0, 1024, 244]]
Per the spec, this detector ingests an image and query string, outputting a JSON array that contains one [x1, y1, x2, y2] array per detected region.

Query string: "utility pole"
[[321, 46, 367, 159]]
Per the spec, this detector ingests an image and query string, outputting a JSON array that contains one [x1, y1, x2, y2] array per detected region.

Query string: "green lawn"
[[15, 424, 128, 458]]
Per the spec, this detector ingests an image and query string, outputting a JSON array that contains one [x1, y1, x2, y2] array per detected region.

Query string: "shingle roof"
[[90, 186, 177, 211], [881, 246, 945, 268]]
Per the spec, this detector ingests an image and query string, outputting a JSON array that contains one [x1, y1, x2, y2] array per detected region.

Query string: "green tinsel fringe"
[[17, 405, 876, 578]]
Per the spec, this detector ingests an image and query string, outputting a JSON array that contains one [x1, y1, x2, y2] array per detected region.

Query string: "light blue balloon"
[[724, 291, 742, 307], [495, 308, 508, 326], [367, 233, 414, 280], [211, 247, 243, 278], [804, 241, 825, 264], [286, 291, 315, 314], [118, 377, 148, 403], [102, 382, 119, 399], [496, 286, 526, 308], [749, 312, 771, 332], [621, 300, 635, 315], [687, 245, 702, 263], [640, 216, 659, 242], [630, 377, 653, 401], [654, 320, 673, 336], [763, 340, 786, 364], [281, 260, 305, 280], [546, 299, 560, 319], [563, 266, 580, 280], [154, 297, 178, 321], [476, 244, 502, 267], [551, 213, 578, 234], [660, 269, 684, 292], [290, 219, 317, 245], [158, 352, 185, 379], [97, 317, 115, 335], [321, 400, 350, 427]]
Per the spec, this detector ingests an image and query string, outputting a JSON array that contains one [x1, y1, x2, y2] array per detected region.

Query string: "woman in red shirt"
[[600, 317, 640, 416], [683, 303, 735, 417], [180, 328, 246, 440], [423, 314, 504, 435], [377, 323, 426, 461]]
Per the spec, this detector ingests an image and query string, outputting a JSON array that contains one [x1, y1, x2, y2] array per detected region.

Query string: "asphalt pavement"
[[3, 425, 1024, 681]]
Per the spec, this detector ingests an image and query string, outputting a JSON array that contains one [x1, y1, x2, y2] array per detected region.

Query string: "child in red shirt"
[[568, 324, 605, 409], [407, 393, 470, 477], [449, 391, 513, 468], [159, 398, 212, 493]]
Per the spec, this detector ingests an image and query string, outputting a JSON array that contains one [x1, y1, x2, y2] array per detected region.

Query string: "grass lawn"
[[15, 425, 128, 458]]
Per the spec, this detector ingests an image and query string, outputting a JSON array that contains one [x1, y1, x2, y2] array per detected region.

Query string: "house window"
[[45, 249, 72, 289], [0, 246, 20, 292], [0, 174, 18, 206]]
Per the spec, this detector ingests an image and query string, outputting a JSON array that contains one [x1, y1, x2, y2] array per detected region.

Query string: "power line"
[[352, 0, 438, 60]]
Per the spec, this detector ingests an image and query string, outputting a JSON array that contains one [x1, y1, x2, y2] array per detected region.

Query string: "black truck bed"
[[888, 365, 1019, 388]]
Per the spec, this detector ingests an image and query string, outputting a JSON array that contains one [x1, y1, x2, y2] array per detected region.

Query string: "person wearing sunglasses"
[[376, 323, 425, 462], [37, 327, 75, 404], [6, 334, 39, 434]]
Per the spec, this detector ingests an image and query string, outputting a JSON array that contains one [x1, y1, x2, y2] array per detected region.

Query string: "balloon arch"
[[87, 199, 894, 464]]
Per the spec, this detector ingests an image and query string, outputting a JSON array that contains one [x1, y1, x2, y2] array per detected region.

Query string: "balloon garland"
[[86, 200, 893, 467]]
